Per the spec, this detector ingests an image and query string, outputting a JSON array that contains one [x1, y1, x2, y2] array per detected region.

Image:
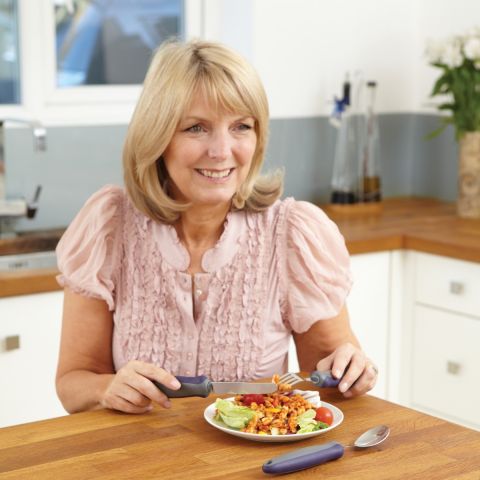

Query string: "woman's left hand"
[[315, 342, 378, 398]]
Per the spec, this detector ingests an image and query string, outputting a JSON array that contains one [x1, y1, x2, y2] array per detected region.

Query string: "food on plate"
[[214, 392, 332, 436], [241, 393, 266, 406], [314, 406, 334, 425], [291, 389, 321, 407], [272, 373, 294, 393]]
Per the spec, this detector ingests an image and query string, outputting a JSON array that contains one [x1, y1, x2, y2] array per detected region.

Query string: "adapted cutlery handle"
[[310, 370, 341, 388], [262, 441, 345, 474], [154, 375, 212, 398]]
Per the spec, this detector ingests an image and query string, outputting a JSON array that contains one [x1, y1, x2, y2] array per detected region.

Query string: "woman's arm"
[[56, 288, 180, 413], [293, 306, 377, 397]]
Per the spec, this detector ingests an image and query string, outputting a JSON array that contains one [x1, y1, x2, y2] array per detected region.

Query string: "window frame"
[[1, 0, 204, 125]]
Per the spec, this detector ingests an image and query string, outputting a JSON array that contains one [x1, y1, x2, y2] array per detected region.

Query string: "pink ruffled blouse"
[[56, 185, 352, 381]]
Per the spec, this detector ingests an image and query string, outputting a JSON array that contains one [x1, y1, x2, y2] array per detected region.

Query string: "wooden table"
[[1, 387, 479, 479]]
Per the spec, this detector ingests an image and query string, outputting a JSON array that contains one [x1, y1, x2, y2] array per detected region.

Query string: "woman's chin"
[[191, 194, 235, 209]]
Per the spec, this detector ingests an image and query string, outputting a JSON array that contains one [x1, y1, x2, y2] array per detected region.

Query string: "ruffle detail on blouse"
[[113, 201, 267, 381], [201, 210, 246, 272], [56, 185, 124, 311], [278, 200, 352, 333], [113, 200, 184, 374], [196, 216, 267, 381]]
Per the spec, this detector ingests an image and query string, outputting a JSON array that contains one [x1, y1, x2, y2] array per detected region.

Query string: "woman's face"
[[163, 94, 257, 208]]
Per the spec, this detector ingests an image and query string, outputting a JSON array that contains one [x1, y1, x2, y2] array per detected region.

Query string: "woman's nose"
[[207, 131, 231, 161]]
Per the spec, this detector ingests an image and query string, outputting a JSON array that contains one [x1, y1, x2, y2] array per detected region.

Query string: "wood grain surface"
[[0, 386, 479, 479], [0, 229, 63, 256], [323, 197, 480, 261], [0, 268, 59, 298]]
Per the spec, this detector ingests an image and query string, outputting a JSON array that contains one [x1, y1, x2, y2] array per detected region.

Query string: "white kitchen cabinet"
[[288, 251, 392, 400], [0, 291, 66, 427], [408, 252, 480, 430], [346, 252, 391, 399], [412, 305, 480, 429]]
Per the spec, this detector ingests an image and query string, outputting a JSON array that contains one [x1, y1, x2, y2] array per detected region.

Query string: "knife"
[[154, 375, 277, 398]]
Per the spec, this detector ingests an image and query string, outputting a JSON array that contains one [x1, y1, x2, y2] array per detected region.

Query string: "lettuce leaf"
[[214, 398, 256, 429], [297, 409, 317, 429], [296, 409, 330, 434]]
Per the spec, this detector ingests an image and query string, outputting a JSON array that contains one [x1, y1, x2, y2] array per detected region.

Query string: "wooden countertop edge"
[[404, 236, 480, 263], [0, 268, 61, 298], [345, 235, 405, 255]]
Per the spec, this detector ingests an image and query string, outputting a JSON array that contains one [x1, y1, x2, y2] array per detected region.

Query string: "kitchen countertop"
[[1, 383, 479, 479], [0, 228, 64, 256], [323, 197, 480, 261], [2, 197, 480, 298]]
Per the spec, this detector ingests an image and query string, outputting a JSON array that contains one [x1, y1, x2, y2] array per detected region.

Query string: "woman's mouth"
[[196, 168, 234, 179]]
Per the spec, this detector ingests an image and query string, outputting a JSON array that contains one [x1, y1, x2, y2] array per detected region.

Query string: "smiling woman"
[[54, 39, 376, 417], [163, 98, 257, 208], [123, 40, 282, 224]]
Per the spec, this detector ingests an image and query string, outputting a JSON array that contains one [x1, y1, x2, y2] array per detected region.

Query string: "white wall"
[[412, 0, 480, 113], [203, 0, 480, 118]]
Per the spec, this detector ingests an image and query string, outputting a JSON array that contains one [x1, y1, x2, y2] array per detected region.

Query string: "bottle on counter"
[[330, 73, 363, 204], [359, 81, 382, 202]]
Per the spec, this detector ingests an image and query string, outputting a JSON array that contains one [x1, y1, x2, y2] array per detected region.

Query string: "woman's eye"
[[186, 124, 204, 133], [235, 123, 253, 131]]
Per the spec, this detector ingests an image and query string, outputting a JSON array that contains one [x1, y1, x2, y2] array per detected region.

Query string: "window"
[[0, 0, 20, 104], [54, 0, 184, 88], [0, 0, 206, 124]]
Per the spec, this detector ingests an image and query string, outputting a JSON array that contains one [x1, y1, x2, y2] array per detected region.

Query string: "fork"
[[278, 370, 340, 388]]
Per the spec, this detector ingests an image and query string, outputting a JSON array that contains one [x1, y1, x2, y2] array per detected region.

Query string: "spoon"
[[262, 425, 390, 475]]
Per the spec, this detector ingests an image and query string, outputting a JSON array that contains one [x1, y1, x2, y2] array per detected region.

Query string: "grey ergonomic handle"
[[262, 441, 345, 474], [154, 375, 212, 398], [310, 370, 341, 387]]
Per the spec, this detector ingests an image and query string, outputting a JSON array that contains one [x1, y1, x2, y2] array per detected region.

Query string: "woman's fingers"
[[316, 342, 358, 379], [126, 361, 181, 407], [316, 343, 378, 398], [344, 362, 378, 397], [102, 384, 152, 413], [102, 360, 182, 413], [337, 356, 364, 392], [131, 360, 181, 390]]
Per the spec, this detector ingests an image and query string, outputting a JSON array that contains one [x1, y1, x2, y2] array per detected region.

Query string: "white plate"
[[203, 397, 344, 443]]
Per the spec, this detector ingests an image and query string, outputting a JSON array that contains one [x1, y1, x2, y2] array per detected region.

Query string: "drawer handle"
[[446, 361, 461, 375], [5, 335, 21, 351], [449, 281, 464, 295]]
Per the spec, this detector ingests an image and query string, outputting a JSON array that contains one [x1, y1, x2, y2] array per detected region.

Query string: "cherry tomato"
[[315, 406, 334, 425], [242, 394, 265, 406]]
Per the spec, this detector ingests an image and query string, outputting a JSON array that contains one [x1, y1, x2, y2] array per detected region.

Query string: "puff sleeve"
[[56, 185, 124, 311], [281, 200, 352, 333]]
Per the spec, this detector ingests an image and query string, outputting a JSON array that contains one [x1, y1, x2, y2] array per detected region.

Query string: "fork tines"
[[278, 372, 305, 386]]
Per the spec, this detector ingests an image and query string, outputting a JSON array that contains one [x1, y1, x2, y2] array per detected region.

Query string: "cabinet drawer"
[[412, 305, 480, 429], [415, 253, 480, 318]]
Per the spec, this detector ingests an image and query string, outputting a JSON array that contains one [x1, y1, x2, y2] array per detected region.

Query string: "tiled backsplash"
[[5, 114, 458, 233]]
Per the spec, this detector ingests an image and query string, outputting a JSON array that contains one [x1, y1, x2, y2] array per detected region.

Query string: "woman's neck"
[[175, 203, 230, 251]]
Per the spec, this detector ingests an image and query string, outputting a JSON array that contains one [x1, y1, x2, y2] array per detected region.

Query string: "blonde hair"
[[123, 39, 283, 223]]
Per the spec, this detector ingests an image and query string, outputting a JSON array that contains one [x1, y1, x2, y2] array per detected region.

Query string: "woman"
[[55, 40, 377, 415]]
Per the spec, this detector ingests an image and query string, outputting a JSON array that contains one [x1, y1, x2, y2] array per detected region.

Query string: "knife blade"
[[154, 375, 277, 398]]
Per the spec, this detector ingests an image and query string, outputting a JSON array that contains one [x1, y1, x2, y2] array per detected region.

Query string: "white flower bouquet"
[[426, 27, 480, 139]]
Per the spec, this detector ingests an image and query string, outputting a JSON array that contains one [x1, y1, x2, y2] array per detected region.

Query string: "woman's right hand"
[[100, 360, 181, 414]]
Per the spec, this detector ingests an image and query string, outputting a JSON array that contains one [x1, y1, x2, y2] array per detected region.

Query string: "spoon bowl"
[[353, 424, 390, 448]]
